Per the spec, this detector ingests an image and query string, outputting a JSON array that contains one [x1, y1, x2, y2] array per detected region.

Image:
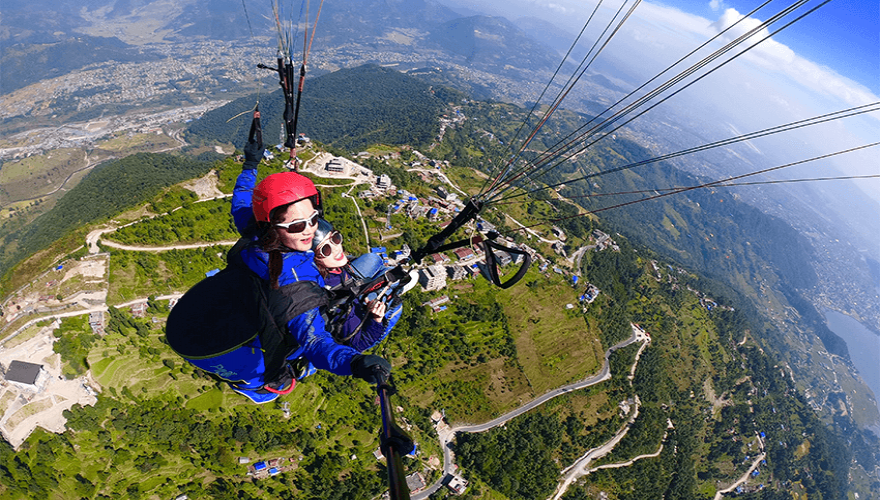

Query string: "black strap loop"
[[481, 235, 532, 289]]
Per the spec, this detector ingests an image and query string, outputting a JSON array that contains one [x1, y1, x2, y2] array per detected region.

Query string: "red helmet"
[[252, 172, 320, 222]]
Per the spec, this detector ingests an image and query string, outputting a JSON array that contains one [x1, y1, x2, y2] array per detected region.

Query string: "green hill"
[[184, 64, 458, 152], [0, 153, 218, 292]]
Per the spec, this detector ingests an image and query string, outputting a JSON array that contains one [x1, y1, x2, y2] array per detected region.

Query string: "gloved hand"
[[350, 354, 391, 384], [243, 140, 263, 170]]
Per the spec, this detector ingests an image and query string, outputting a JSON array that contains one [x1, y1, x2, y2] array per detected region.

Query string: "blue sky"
[[671, 0, 879, 94]]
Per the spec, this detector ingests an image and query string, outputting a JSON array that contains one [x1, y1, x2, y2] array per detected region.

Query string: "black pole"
[[256, 58, 298, 151], [289, 63, 307, 149], [375, 370, 413, 500], [248, 106, 262, 147]]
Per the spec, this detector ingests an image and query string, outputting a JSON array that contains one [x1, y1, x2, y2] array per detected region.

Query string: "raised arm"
[[231, 140, 263, 234]]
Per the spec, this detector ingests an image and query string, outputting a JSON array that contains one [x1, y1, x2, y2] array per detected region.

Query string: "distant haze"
[[440, 0, 880, 207]]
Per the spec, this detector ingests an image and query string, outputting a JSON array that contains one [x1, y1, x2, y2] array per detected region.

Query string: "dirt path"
[[99, 239, 239, 252], [415, 326, 650, 500], [713, 453, 767, 499]]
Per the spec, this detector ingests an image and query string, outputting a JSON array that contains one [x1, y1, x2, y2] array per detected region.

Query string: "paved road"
[[414, 325, 645, 499], [551, 395, 642, 500]]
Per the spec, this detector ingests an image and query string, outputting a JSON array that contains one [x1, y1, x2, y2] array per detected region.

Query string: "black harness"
[[166, 239, 328, 393]]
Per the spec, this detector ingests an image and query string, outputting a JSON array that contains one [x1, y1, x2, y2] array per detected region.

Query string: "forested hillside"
[[1, 158, 875, 498], [432, 99, 847, 361], [0, 153, 217, 291], [184, 65, 456, 151]]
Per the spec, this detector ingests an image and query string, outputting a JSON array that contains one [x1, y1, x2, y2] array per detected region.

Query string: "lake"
[[824, 310, 880, 414]]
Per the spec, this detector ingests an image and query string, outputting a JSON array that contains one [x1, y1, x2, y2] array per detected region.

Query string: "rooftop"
[[6, 360, 42, 385]]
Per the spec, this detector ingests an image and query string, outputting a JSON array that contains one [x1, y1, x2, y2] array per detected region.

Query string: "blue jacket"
[[193, 169, 359, 388], [323, 267, 387, 352]]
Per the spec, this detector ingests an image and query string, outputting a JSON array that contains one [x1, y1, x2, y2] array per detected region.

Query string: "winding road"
[[413, 324, 650, 499]]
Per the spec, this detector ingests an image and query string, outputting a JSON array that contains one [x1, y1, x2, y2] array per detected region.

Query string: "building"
[[419, 265, 447, 292], [406, 472, 427, 493], [510, 251, 525, 265], [325, 158, 345, 173], [431, 253, 450, 264], [89, 310, 105, 335], [376, 174, 392, 190], [447, 265, 468, 281], [495, 251, 512, 267], [5, 360, 46, 391], [551, 240, 567, 257], [446, 474, 468, 495], [130, 302, 148, 318], [453, 248, 475, 261], [422, 296, 450, 308], [581, 284, 600, 303]]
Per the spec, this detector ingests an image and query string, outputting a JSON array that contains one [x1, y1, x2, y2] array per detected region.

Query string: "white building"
[[446, 474, 468, 495], [419, 265, 447, 292]]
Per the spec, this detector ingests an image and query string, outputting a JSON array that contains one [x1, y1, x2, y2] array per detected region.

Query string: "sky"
[[677, 0, 879, 92], [444, 0, 879, 206], [477, 0, 879, 94]]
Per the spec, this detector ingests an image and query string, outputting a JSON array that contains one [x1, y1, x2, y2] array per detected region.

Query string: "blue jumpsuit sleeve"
[[288, 308, 359, 376], [348, 317, 387, 352], [232, 169, 258, 234]]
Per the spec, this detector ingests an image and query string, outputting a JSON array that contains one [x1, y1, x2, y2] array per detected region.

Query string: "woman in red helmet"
[[207, 138, 390, 403]]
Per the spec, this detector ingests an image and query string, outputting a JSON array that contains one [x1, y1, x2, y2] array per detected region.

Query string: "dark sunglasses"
[[316, 231, 344, 257], [274, 210, 320, 234]]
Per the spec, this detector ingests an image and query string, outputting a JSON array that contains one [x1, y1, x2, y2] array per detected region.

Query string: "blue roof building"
[[254, 461, 267, 471]]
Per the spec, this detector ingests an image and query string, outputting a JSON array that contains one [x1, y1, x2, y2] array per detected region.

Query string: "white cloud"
[[709, 0, 724, 12], [705, 8, 879, 108]]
